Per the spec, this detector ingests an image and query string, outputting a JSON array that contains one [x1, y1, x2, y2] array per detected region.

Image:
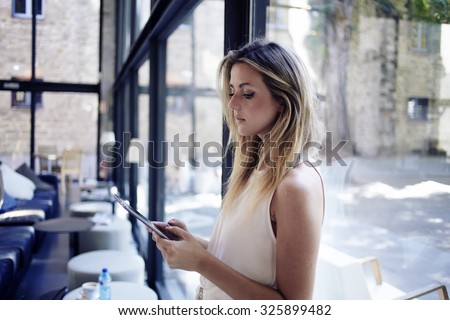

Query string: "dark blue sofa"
[[0, 225, 35, 299], [0, 165, 60, 299]]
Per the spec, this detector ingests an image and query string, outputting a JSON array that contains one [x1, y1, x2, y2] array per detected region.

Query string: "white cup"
[[80, 282, 99, 300]]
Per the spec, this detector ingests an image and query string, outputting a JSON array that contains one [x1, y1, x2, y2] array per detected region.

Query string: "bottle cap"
[[102, 268, 108, 273]]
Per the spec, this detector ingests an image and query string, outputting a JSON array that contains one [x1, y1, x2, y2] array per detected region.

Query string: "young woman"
[[151, 38, 324, 300]]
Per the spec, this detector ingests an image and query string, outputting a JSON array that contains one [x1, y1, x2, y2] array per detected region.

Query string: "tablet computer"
[[112, 193, 178, 241]]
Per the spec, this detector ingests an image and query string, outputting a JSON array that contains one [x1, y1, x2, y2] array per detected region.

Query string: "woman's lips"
[[235, 116, 245, 125]]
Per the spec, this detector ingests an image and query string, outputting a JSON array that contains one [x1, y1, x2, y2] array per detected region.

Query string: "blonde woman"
[[151, 38, 325, 300]]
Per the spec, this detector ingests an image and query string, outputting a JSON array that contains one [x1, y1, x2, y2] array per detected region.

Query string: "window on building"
[[408, 97, 429, 120], [11, 78, 43, 108], [12, 0, 44, 18], [411, 22, 428, 51]]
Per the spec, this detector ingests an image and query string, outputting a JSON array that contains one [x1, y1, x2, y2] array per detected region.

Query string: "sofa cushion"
[[0, 163, 35, 200], [15, 199, 54, 220], [0, 258, 14, 299], [0, 192, 17, 212], [0, 226, 35, 268], [16, 163, 54, 191], [0, 209, 45, 226], [0, 248, 21, 274]]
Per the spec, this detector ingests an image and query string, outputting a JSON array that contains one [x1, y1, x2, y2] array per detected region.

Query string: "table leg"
[[73, 232, 80, 256]]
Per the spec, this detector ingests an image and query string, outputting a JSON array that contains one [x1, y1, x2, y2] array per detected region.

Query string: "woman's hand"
[[166, 218, 188, 231], [150, 224, 208, 271]]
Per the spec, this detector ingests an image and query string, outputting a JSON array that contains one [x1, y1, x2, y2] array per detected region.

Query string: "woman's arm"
[[154, 227, 286, 299], [271, 164, 323, 299], [153, 164, 323, 299]]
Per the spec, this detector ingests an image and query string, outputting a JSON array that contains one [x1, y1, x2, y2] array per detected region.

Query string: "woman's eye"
[[228, 92, 235, 97], [243, 92, 255, 99]]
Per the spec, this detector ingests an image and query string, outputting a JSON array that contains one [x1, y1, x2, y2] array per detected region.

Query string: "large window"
[[1, 0, 100, 177], [163, 0, 224, 299], [111, 0, 450, 300], [266, 0, 450, 297]]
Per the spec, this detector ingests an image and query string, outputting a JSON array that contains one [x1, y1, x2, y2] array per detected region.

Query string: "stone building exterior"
[[266, 0, 449, 158], [347, 1, 449, 157]]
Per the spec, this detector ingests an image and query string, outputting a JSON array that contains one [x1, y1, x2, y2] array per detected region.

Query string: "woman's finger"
[[165, 225, 191, 240], [168, 219, 187, 230]]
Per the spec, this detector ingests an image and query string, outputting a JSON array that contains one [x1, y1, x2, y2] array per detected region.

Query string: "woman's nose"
[[228, 94, 240, 110]]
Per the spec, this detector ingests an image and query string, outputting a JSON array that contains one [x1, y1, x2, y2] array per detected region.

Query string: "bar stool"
[[77, 217, 134, 254]]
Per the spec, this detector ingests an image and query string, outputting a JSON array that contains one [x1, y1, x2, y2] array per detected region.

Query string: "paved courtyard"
[[321, 155, 450, 297]]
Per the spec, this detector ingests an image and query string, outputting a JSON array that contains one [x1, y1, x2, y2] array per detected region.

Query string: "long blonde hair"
[[218, 39, 323, 215]]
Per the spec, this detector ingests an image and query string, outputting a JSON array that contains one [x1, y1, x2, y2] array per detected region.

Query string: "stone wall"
[[347, 13, 445, 157], [347, 16, 397, 157]]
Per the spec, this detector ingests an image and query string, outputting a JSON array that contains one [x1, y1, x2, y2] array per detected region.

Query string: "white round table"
[[63, 281, 158, 300], [69, 201, 113, 218], [67, 250, 145, 290]]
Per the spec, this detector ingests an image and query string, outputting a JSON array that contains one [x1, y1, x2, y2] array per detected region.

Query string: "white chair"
[[313, 244, 449, 300], [54, 146, 83, 194]]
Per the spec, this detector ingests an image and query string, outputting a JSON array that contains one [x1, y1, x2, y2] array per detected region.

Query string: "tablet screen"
[[112, 193, 177, 240]]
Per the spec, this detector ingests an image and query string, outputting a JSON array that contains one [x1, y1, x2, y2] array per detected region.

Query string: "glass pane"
[[137, 0, 151, 33], [37, 0, 43, 15], [121, 82, 131, 196], [14, 0, 26, 14], [118, 0, 132, 67], [0, 3, 32, 79], [35, 92, 98, 182], [164, 0, 224, 299], [0, 91, 31, 169], [35, 1, 100, 83], [267, 0, 450, 298], [136, 58, 150, 259]]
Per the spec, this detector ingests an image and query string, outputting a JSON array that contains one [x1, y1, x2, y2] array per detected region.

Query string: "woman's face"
[[228, 63, 282, 139]]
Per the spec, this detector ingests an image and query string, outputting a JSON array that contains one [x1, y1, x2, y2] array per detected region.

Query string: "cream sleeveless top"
[[197, 171, 277, 299]]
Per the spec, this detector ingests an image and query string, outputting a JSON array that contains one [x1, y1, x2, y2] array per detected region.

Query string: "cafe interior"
[[0, 0, 449, 300]]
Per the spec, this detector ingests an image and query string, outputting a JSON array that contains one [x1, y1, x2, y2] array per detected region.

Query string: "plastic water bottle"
[[98, 267, 112, 300]]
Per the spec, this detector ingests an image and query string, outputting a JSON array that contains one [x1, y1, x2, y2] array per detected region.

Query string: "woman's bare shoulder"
[[278, 163, 322, 196], [272, 163, 324, 221]]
